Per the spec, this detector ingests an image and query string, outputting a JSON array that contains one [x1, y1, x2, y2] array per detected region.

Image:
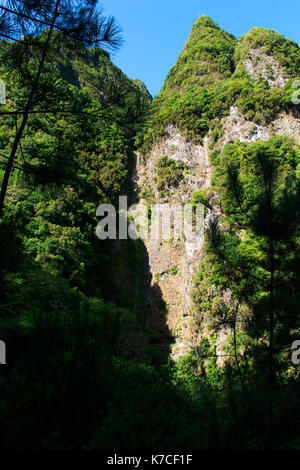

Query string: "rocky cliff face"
[[136, 129, 210, 357], [243, 48, 289, 88], [136, 17, 300, 359]]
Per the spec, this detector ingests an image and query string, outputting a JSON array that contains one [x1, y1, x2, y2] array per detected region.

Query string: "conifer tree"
[[206, 137, 300, 448], [0, 0, 122, 215]]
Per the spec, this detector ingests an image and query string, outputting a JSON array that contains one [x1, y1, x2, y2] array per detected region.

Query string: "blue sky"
[[101, 0, 300, 97]]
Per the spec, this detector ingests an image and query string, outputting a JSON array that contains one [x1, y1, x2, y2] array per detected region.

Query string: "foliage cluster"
[[154, 155, 187, 194]]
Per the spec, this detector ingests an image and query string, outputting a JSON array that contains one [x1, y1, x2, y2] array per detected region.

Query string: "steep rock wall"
[[136, 108, 300, 359], [135, 17, 300, 359]]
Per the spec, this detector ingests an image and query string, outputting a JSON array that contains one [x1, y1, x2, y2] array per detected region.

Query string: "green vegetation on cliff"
[[162, 16, 237, 97], [137, 16, 300, 450], [139, 17, 300, 154]]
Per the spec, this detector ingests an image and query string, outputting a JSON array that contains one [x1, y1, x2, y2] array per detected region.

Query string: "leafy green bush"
[[154, 155, 187, 194]]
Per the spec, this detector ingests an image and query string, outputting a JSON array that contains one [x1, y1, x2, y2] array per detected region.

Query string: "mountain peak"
[[161, 16, 236, 97], [192, 15, 221, 31]]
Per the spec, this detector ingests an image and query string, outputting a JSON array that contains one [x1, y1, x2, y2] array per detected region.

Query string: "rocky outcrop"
[[137, 125, 210, 200], [219, 106, 300, 148], [244, 47, 290, 88]]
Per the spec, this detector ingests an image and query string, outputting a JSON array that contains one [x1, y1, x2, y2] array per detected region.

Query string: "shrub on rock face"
[[154, 155, 187, 194]]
